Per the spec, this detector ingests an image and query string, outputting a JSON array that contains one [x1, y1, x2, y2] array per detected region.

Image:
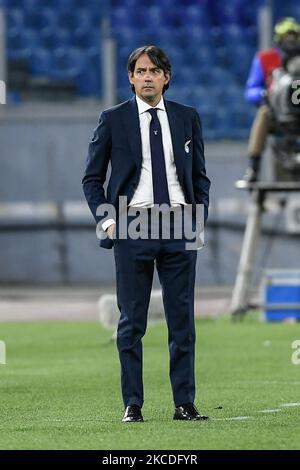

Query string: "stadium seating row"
[[3, 0, 297, 139]]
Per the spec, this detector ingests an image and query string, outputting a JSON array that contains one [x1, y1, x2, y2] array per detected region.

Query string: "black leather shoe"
[[122, 405, 143, 422], [173, 403, 209, 421]]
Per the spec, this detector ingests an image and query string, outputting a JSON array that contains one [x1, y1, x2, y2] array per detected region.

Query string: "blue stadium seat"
[[148, 26, 185, 48], [117, 43, 134, 59], [44, 45, 101, 98], [5, 0, 24, 7], [117, 86, 133, 102], [7, 90, 22, 104], [215, 47, 230, 68], [37, 0, 55, 6], [6, 9, 25, 31], [210, 26, 223, 45], [171, 65, 200, 88], [139, 6, 177, 28], [40, 27, 74, 50], [74, 0, 105, 11], [110, 6, 133, 30], [133, 0, 177, 8], [112, 27, 145, 48], [217, 85, 245, 107], [24, 9, 57, 31], [179, 5, 208, 28], [182, 0, 210, 5], [86, 45, 101, 62], [76, 46, 102, 97], [244, 26, 258, 47], [7, 46, 31, 61], [50, 47, 86, 81], [213, 106, 233, 139], [15, 0, 42, 9], [186, 44, 216, 67], [61, 0, 103, 13], [217, 100, 254, 139], [217, 4, 242, 26], [230, 45, 255, 82], [47, 0, 74, 9], [29, 47, 53, 76], [206, 66, 236, 88], [163, 46, 184, 69], [73, 27, 99, 49], [195, 103, 218, 141], [58, 9, 96, 31], [223, 24, 245, 43], [240, 2, 259, 27], [77, 65, 101, 96], [117, 62, 130, 88], [117, 45, 134, 81], [115, 0, 163, 5], [112, 0, 137, 6], [191, 65, 212, 86], [3, 0, 264, 137], [7, 28, 39, 56], [165, 86, 190, 105], [180, 25, 212, 45], [230, 102, 254, 128], [188, 87, 219, 109]]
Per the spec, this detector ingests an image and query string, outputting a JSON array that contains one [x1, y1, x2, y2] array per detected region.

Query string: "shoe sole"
[[122, 418, 144, 422], [173, 415, 209, 421]]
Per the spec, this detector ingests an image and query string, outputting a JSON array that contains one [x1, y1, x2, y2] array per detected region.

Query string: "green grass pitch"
[[1, 315, 300, 450]]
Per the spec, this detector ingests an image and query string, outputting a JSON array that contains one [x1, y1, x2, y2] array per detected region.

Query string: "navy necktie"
[[147, 108, 170, 206]]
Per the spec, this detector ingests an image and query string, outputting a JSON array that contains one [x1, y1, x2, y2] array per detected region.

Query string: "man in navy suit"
[[82, 46, 211, 422]]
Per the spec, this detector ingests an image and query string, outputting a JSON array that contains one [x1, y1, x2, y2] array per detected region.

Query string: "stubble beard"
[[141, 89, 160, 105]]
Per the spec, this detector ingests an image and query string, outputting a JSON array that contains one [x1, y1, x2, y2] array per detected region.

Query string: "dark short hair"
[[127, 45, 172, 93]]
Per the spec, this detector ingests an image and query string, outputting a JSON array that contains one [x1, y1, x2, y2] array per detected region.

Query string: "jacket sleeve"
[[245, 54, 266, 105], [81, 111, 113, 226], [192, 110, 211, 224]]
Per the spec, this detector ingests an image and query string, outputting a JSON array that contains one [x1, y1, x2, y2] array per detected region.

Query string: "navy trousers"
[[113, 208, 197, 408]]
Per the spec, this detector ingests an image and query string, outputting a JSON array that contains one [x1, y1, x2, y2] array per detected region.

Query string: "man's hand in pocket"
[[106, 223, 116, 240]]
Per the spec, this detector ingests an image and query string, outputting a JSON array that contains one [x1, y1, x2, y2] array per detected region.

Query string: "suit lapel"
[[122, 97, 143, 168], [164, 99, 185, 186]]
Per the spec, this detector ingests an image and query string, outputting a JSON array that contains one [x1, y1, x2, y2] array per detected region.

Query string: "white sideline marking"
[[212, 402, 300, 421], [281, 403, 300, 407], [212, 416, 250, 421], [239, 380, 300, 385], [258, 409, 281, 413]]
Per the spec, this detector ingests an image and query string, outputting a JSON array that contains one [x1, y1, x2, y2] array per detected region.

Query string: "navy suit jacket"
[[82, 96, 211, 249]]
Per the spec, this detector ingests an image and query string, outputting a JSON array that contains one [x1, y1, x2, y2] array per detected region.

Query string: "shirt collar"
[[136, 95, 165, 115]]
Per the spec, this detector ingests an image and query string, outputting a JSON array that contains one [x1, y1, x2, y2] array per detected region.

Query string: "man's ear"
[[128, 72, 134, 84], [164, 73, 170, 85]]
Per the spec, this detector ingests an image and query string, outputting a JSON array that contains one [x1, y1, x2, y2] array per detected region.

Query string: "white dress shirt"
[[102, 94, 186, 231]]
